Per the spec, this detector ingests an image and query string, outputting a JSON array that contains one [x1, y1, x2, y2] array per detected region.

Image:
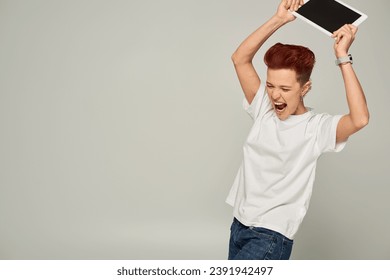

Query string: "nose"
[[269, 89, 282, 100]]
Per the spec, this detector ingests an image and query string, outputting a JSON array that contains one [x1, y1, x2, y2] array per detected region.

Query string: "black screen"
[[296, 0, 362, 33]]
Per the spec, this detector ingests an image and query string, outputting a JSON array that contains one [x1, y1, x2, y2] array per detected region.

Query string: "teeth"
[[274, 102, 287, 113]]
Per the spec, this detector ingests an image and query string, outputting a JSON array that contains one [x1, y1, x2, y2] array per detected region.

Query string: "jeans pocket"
[[248, 227, 275, 241]]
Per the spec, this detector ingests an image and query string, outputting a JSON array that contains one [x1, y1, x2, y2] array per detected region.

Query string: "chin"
[[276, 111, 290, 121]]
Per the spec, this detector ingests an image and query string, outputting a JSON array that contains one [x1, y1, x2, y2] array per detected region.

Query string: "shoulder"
[[307, 111, 341, 127], [305, 111, 342, 137]]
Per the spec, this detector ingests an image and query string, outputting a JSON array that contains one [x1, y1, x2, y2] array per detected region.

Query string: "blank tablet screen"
[[296, 0, 362, 33]]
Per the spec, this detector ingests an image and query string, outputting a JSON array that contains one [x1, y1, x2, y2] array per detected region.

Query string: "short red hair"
[[264, 43, 315, 85]]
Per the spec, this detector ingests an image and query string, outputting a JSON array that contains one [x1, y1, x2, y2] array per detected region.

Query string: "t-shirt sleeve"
[[242, 82, 271, 120], [316, 114, 347, 153]]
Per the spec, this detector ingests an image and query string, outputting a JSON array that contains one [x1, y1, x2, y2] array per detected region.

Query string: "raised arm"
[[332, 25, 369, 143], [231, 0, 304, 104]]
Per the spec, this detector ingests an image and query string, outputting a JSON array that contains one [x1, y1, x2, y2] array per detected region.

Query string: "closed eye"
[[266, 83, 291, 92]]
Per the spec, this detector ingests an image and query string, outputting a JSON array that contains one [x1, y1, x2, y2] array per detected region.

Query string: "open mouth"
[[274, 102, 287, 113]]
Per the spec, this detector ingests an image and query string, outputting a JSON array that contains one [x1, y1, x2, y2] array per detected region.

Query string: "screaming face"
[[266, 68, 310, 121]]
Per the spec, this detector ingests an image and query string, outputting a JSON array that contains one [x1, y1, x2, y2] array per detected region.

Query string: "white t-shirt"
[[226, 83, 347, 240]]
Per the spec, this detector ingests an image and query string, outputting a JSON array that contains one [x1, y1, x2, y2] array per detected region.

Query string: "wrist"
[[335, 54, 353, 66], [272, 14, 292, 26], [335, 52, 348, 58]]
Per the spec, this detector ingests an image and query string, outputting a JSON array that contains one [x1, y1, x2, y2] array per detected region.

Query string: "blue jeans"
[[228, 218, 293, 260]]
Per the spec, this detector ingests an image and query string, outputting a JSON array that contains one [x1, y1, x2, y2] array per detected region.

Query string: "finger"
[[281, 0, 287, 9], [334, 30, 347, 44], [332, 29, 338, 38], [336, 33, 342, 44], [342, 25, 354, 38], [334, 32, 345, 45], [332, 29, 341, 40], [332, 27, 342, 38], [348, 24, 358, 35], [340, 24, 350, 33], [335, 24, 349, 33], [293, 0, 301, 11], [342, 24, 356, 36], [333, 25, 351, 41], [285, 0, 293, 10], [290, 0, 297, 11]]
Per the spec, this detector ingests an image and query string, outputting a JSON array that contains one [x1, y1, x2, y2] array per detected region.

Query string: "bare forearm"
[[333, 24, 369, 142], [231, 15, 288, 65], [339, 63, 369, 127], [230, 0, 303, 103]]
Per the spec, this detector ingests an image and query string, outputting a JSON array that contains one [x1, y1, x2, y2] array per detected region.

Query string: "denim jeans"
[[228, 218, 293, 260]]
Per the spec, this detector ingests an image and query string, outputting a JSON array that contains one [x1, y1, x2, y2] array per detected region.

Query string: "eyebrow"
[[266, 82, 292, 89]]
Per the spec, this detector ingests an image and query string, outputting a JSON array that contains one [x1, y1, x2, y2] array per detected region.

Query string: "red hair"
[[264, 43, 315, 85]]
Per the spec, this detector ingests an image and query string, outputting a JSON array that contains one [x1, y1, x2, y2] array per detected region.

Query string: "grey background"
[[0, 0, 388, 259]]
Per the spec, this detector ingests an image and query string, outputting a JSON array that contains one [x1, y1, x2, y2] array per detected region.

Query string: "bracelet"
[[335, 54, 353, 66]]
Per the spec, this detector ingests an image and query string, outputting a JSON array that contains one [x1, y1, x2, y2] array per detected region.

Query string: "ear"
[[301, 80, 312, 97]]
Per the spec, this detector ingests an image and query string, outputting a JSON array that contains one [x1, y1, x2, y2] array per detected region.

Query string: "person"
[[226, 0, 369, 260]]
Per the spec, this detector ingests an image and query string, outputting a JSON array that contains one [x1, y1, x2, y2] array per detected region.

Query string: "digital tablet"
[[292, 0, 368, 36]]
